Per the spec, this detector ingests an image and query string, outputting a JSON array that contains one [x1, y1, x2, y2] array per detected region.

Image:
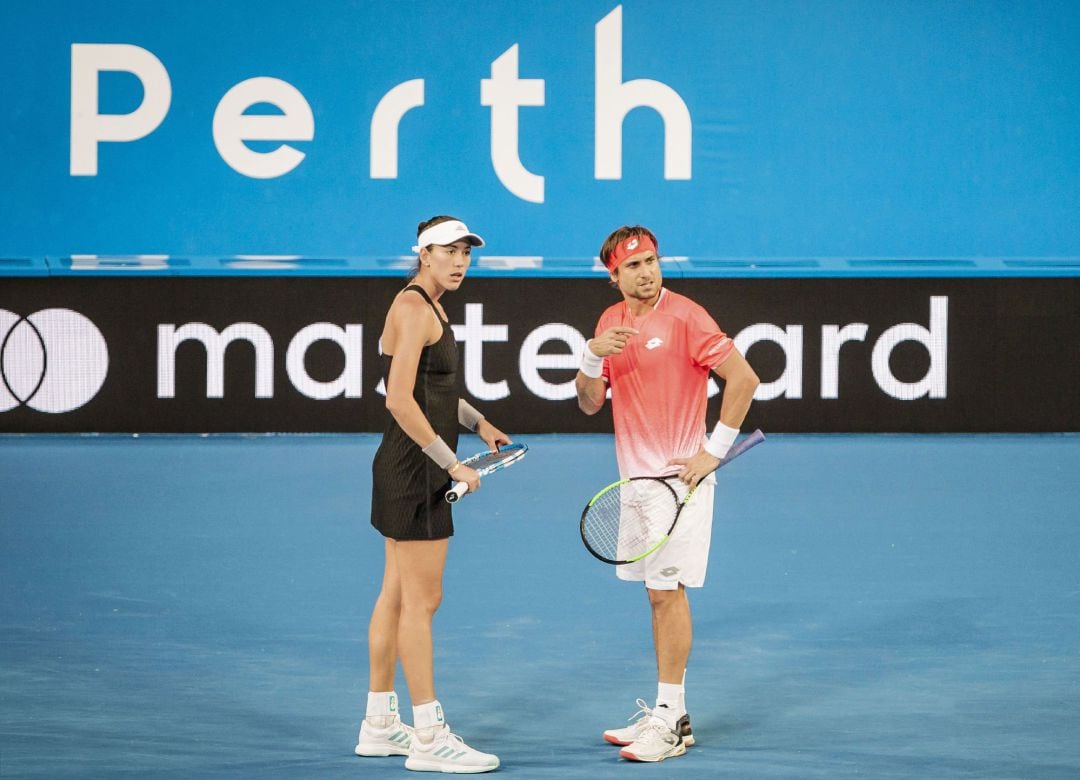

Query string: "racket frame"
[[580, 476, 682, 565], [579, 429, 766, 564], [445, 442, 528, 503]]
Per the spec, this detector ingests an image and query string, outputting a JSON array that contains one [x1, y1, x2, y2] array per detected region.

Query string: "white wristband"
[[704, 422, 739, 459], [457, 398, 485, 431], [580, 341, 604, 378], [422, 436, 457, 470]]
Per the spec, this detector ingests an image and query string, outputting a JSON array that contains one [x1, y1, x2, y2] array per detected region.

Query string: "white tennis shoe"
[[603, 698, 694, 747], [355, 715, 414, 757], [404, 724, 499, 773], [618, 714, 687, 763]]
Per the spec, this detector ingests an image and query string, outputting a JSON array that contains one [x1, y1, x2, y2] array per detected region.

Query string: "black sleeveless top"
[[370, 285, 459, 540]]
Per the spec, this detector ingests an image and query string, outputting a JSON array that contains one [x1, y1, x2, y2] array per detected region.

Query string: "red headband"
[[605, 233, 657, 271]]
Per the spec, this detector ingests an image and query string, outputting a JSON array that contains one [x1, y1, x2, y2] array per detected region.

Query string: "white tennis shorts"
[[616, 472, 716, 590]]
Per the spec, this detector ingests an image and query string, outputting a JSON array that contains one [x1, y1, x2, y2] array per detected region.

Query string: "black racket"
[[580, 429, 765, 564], [445, 442, 528, 503]]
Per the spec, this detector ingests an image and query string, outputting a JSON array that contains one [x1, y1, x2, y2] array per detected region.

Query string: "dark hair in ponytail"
[[408, 215, 460, 279]]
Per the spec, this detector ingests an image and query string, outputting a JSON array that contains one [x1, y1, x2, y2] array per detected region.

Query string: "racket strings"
[[466, 452, 512, 470], [582, 480, 679, 562]]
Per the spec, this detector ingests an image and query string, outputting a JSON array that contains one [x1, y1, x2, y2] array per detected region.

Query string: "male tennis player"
[[575, 225, 759, 763]]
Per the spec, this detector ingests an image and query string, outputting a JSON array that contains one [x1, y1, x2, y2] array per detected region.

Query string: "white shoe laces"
[[424, 725, 469, 753], [626, 698, 652, 723], [623, 698, 657, 736], [625, 698, 677, 743], [641, 716, 675, 740]]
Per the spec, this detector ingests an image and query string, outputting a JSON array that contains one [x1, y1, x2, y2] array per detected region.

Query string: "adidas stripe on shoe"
[[355, 715, 414, 757], [404, 724, 499, 774]]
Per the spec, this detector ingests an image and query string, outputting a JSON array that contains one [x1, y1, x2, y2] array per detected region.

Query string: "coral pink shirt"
[[598, 288, 735, 477]]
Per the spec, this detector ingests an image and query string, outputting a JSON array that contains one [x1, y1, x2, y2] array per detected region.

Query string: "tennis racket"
[[445, 442, 528, 503], [580, 429, 765, 565]]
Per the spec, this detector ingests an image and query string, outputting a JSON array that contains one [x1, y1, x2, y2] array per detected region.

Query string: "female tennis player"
[[356, 216, 509, 773], [575, 225, 760, 763]]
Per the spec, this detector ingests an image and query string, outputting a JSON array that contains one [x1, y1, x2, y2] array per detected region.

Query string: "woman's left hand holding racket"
[[448, 460, 481, 496], [450, 420, 511, 498]]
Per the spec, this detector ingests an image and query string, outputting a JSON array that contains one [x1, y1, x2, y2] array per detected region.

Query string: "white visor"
[[411, 220, 485, 253]]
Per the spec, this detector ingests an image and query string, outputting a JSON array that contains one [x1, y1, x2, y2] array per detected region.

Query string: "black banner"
[[1, 276, 1076, 432]]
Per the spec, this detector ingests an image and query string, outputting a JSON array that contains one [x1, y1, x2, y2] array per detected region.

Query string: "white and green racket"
[[579, 429, 765, 565]]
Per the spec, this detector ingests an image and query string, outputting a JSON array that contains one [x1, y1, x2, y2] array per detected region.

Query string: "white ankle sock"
[[656, 681, 686, 727], [366, 691, 399, 727], [413, 700, 445, 743]]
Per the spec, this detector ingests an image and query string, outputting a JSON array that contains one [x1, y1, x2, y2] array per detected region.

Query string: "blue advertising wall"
[[2, 0, 1080, 260], [2, 2, 1078, 434]]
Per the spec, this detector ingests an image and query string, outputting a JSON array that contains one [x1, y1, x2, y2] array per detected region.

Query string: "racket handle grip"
[[445, 480, 469, 503], [721, 428, 765, 464]]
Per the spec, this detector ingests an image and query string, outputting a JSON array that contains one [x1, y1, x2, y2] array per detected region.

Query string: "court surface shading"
[[1, 433, 1078, 778]]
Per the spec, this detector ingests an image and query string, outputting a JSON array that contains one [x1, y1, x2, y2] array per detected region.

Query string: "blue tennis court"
[[2, 432, 1077, 778]]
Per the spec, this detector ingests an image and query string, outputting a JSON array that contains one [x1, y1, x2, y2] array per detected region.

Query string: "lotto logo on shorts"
[[0, 309, 109, 413]]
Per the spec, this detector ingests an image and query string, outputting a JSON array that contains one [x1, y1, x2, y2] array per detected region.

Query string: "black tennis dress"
[[370, 285, 459, 541]]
